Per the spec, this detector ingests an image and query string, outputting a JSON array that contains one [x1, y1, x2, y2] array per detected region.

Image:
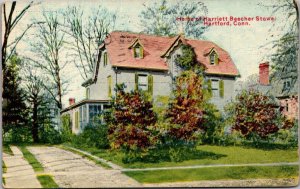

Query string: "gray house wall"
[[115, 69, 172, 97], [206, 75, 236, 111], [87, 49, 115, 100], [88, 46, 236, 111]]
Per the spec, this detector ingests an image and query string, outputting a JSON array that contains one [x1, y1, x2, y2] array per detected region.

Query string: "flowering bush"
[[165, 71, 209, 141], [108, 87, 158, 151], [228, 90, 283, 140]]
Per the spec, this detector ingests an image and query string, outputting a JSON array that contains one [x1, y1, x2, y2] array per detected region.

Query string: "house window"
[[89, 104, 102, 122], [134, 44, 143, 58], [210, 51, 218, 65], [211, 79, 219, 97], [79, 105, 87, 129], [103, 52, 108, 66], [138, 74, 148, 90], [283, 80, 291, 92]]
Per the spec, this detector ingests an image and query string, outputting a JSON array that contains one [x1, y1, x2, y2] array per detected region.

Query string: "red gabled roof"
[[103, 31, 239, 76]]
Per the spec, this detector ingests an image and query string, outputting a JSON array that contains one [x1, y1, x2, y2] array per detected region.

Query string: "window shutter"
[[135, 73, 138, 91], [214, 53, 219, 65], [219, 80, 224, 98], [75, 111, 79, 129], [108, 76, 112, 97], [148, 74, 153, 95], [104, 52, 107, 66], [86, 88, 89, 99], [207, 79, 212, 97], [140, 46, 144, 58]]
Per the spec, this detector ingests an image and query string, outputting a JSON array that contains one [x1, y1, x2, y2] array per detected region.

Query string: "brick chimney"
[[259, 62, 269, 85], [69, 98, 75, 106]]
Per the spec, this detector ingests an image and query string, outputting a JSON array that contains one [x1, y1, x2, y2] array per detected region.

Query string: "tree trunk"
[[32, 101, 39, 143]]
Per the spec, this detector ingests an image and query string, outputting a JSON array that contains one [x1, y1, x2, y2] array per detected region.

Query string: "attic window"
[[209, 50, 218, 65], [134, 44, 143, 58]]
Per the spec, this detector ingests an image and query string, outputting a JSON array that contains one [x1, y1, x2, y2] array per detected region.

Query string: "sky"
[[3, 0, 296, 108]]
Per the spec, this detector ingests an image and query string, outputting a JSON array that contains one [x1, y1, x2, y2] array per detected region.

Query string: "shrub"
[[4, 126, 32, 143], [39, 123, 62, 144], [60, 114, 72, 142], [71, 121, 109, 149], [165, 71, 208, 141], [108, 87, 158, 151], [226, 90, 282, 142]]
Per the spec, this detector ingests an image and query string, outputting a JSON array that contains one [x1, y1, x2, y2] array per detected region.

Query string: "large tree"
[[2, 1, 34, 69], [62, 6, 116, 80], [2, 54, 28, 134], [27, 11, 67, 109], [139, 0, 208, 38], [262, 0, 298, 93]]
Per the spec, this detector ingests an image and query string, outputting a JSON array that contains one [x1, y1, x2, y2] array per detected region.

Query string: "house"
[[61, 31, 239, 134], [245, 62, 298, 120]]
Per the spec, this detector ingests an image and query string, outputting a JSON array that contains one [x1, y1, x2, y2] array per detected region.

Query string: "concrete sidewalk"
[[3, 146, 42, 188]]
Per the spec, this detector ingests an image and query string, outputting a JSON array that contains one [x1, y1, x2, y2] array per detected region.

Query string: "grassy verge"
[[3, 145, 13, 155], [2, 161, 7, 186], [37, 174, 59, 188], [58, 145, 112, 169], [124, 165, 299, 183], [18, 146, 44, 172], [65, 144, 298, 169]]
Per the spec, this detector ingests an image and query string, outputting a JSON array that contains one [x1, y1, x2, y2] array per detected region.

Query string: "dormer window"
[[133, 44, 143, 58], [209, 50, 218, 65]]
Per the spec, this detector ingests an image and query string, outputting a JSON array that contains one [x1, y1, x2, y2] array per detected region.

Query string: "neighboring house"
[[61, 31, 239, 134], [246, 62, 298, 120]]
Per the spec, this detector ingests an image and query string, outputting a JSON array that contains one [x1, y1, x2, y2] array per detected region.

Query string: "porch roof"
[[61, 99, 111, 114]]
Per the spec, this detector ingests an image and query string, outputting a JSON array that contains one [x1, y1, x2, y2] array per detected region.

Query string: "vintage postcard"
[[1, 0, 299, 188]]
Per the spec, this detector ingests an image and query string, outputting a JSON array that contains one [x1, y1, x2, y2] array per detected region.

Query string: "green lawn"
[[18, 146, 44, 172], [67, 144, 298, 169], [2, 160, 7, 186], [124, 165, 299, 183], [37, 175, 59, 188]]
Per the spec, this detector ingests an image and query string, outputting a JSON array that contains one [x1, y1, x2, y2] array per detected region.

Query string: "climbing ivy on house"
[[175, 44, 198, 70]]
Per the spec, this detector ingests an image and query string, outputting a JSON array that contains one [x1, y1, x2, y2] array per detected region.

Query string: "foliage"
[[175, 45, 198, 70], [39, 123, 62, 145], [226, 89, 287, 141], [108, 87, 158, 151], [60, 114, 72, 142], [2, 54, 29, 142], [71, 122, 109, 149], [4, 127, 32, 143], [165, 71, 208, 141], [200, 104, 225, 145], [263, 0, 298, 93], [139, 0, 208, 38]]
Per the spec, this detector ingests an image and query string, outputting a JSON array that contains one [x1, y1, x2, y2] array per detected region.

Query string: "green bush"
[[71, 122, 109, 149], [4, 126, 32, 143], [39, 123, 62, 144], [60, 114, 72, 142]]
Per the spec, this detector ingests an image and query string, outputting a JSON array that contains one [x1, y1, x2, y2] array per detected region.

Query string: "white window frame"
[[138, 74, 148, 91], [211, 79, 219, 97]]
